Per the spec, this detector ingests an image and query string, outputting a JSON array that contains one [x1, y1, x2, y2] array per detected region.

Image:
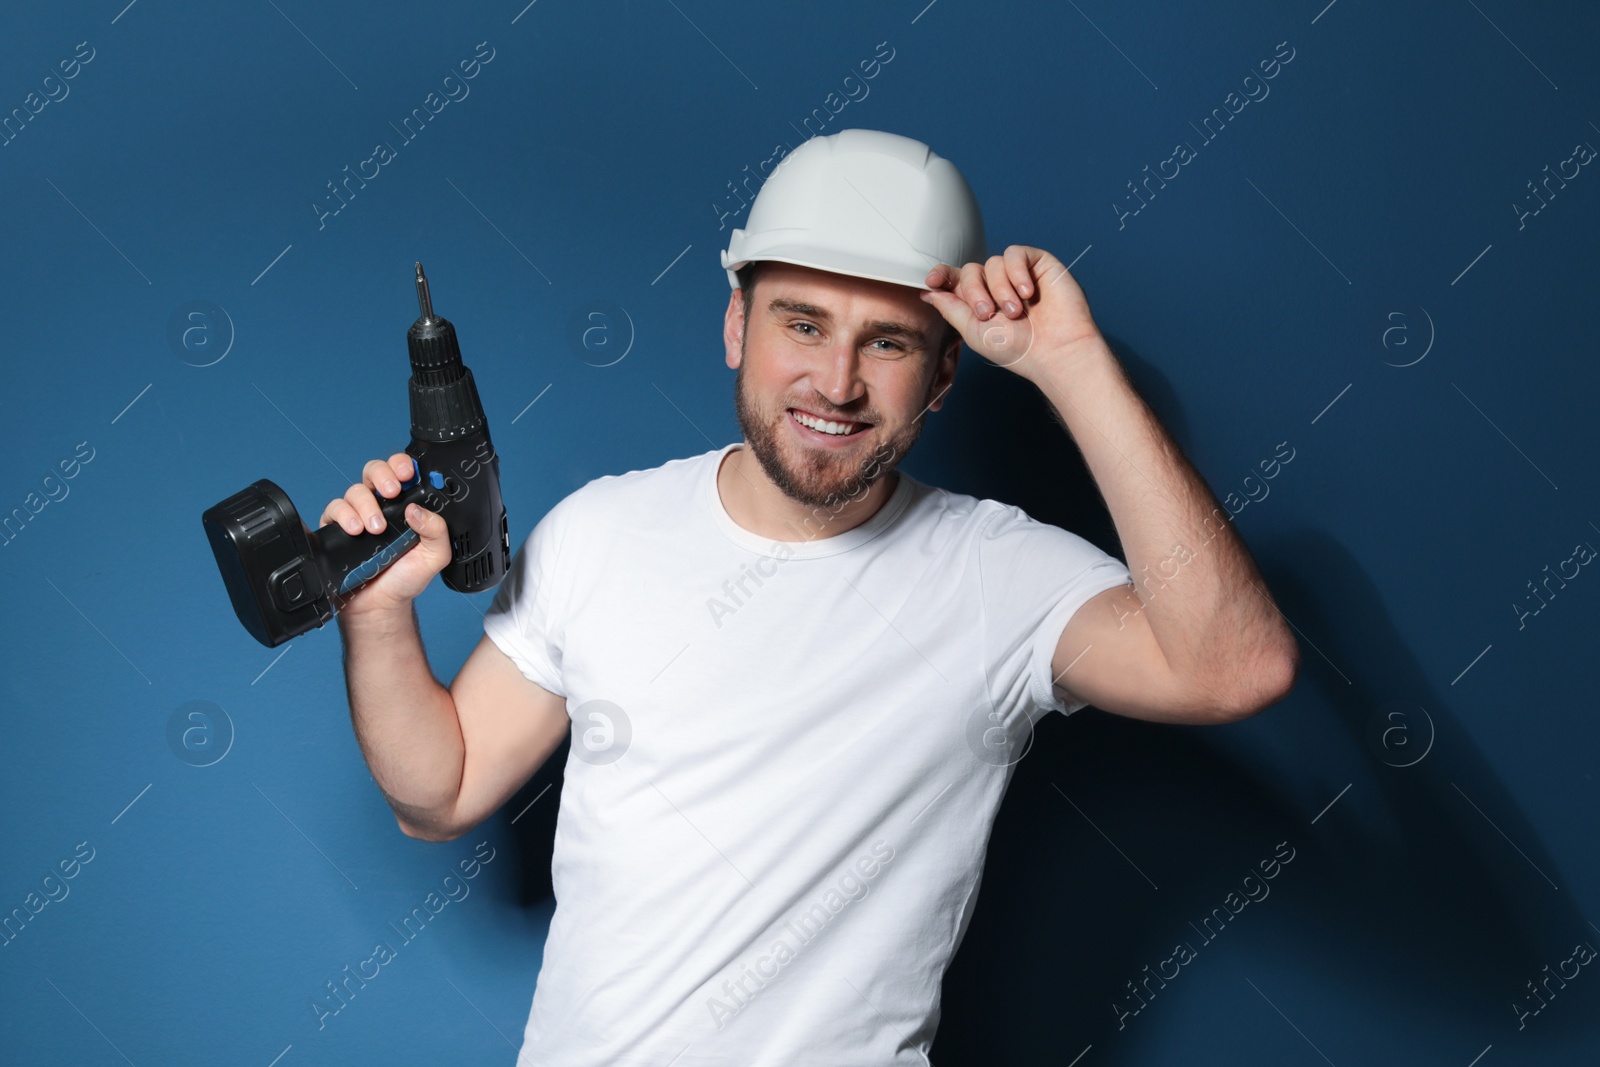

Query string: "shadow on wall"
[[931, 340, 1597, 1064], [903, 339, 1127, 564], [504, 736, 566, 908], [489, 340, 1595, 1061]]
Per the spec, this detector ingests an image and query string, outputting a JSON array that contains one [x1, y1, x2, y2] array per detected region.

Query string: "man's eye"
[[869, 339, 904, 353], [791, 322, 818, 336]]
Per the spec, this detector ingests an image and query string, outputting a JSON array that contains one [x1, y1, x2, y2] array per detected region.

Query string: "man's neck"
[[717, 444, 898, 543]]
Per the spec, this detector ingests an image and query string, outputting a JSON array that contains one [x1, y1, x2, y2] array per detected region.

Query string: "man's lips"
[[788, 407, 872, 437]]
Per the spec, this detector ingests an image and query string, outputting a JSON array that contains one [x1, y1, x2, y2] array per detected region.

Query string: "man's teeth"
[[791, 410, 863, 436]]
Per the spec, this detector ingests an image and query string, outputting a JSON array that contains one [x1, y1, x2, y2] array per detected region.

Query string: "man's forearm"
[[337, 604, 466, 836], [1025, 336, 1295, 692]]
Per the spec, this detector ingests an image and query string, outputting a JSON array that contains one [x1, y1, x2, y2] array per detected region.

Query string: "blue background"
[[2, 0, 1598, 1063]]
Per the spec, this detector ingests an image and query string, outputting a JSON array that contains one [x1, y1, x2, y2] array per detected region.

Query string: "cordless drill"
[[202, 263, 509, 647]]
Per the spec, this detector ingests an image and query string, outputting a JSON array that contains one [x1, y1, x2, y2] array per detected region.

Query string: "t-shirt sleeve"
[[976, 503, 1133, 717], [482, 494, 572, 696]]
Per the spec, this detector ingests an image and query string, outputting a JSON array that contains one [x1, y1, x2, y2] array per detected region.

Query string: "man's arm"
[[1037, 340, 1296, 722], [339, 605, 570, 842], [323, 453, 570, 842], [922, 248, 1299, 724]]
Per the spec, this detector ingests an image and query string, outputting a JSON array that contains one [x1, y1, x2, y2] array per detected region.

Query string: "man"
[[325, 129, 1298, 1064]]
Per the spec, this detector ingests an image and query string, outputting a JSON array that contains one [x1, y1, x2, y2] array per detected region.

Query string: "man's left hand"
[[920, 244, 1103, 379]]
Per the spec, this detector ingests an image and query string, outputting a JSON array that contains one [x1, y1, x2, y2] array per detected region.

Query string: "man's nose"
[[816, 341, 865, 408]]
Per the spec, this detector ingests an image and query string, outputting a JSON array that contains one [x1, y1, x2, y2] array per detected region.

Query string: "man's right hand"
[[318, 453, 454, 616]]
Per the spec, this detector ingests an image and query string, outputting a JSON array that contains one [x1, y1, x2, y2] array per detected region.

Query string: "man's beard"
[[732, 353, 930, 510]]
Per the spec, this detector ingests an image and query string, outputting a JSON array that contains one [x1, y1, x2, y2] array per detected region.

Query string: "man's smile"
[[788, 407, 872, 438]]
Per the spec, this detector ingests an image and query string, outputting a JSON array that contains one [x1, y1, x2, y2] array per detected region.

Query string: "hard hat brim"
[[722, 249, 942, 293]]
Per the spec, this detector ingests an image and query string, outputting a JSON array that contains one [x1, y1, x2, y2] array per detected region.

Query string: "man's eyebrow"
[[767, 297, 933, 345], [863, 319, 929, 341], [767, 297, 832, 321]]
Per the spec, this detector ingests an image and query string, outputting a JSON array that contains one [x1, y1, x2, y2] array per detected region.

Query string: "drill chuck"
[[407, 262, 486, 440]]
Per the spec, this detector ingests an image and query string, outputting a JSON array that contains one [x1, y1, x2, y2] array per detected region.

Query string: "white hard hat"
[[721, 128, 986, 292]]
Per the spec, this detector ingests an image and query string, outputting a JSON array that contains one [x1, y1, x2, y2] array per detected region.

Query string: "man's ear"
[[925, 335, 960, 413], [724, 289, 745, 370]]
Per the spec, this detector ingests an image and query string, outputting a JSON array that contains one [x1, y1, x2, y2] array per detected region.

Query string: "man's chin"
[[774, 443, 890, 508], [733, 398, 910, 511]]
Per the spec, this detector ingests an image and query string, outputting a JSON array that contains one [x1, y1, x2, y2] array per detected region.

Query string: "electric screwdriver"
[[202, 263, 509, 648]]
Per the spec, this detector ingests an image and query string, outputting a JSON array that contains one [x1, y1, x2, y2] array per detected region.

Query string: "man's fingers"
[[1004, 246, 1036, 301], [957, 261, 993, 319], [344, 483, 386, 533], [984, 255, 1025, 318], [924, 263, 960, 291], [364, 457, 404, 497], [931, 246, 1064, 333], [320, 499, 365, 536], [387, 452, 414, 484], [920, 288, 977, 339]]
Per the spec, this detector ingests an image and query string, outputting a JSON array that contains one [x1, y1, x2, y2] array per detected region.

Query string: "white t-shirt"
[[483, 443, 1132, 1066]]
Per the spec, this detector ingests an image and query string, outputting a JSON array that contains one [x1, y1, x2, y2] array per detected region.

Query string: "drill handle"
[[311, 481, 449, 610]]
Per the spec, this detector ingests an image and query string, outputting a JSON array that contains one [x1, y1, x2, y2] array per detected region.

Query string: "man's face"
[[725, 261, 958, 509]]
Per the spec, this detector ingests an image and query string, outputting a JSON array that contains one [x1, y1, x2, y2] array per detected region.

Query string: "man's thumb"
[[921, 288, 975, 339], [406, 503, 443, 538]]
